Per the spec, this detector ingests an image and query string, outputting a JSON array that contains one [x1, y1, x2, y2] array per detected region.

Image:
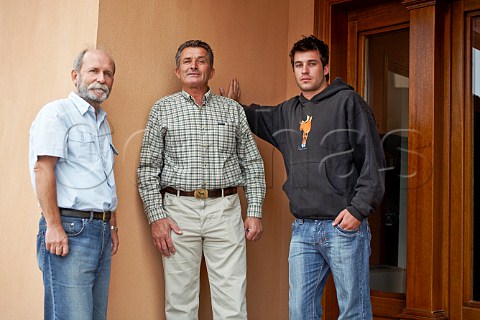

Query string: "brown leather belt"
[[59, 208, 111, 221], [161, 187, 238, 199]]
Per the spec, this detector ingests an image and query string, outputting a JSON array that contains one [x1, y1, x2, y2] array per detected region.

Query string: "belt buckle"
[[102, 212, 107, 221], [194, 189, 208, 199]]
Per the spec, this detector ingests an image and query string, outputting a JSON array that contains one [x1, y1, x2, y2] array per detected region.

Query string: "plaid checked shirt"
[[137, 90, 266, 224]]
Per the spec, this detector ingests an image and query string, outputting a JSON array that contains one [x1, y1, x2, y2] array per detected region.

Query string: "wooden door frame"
[[451, 1, 480, 319]]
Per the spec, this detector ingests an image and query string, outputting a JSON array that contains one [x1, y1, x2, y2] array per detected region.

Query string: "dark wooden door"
[[316, 1, 409, 318]]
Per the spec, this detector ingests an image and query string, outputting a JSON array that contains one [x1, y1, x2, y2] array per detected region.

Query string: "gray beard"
[[77, 80, 110, 103]]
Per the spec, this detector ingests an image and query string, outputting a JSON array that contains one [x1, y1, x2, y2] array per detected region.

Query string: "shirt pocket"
[[214, 122, 236, 154], [67, 130, 99, 163]]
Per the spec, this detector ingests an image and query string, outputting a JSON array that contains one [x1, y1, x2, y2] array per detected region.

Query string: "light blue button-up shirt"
[[29, 92, 118, 212]]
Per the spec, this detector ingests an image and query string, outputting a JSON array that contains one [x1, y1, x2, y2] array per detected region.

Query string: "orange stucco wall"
[[0, 0, 100, 318], [0, 0, 314, 318]]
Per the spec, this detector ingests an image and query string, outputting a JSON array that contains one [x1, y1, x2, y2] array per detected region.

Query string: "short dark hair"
[[289, 35, 329, 81], [175, 40, 214, 68]]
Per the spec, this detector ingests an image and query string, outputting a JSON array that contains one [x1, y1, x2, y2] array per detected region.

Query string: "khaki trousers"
[[162, 192, 247, 320]]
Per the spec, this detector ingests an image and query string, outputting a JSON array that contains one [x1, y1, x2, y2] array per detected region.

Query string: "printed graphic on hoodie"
[[299, 115, 312, 150]]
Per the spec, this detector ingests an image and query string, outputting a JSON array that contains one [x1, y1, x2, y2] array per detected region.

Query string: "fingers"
[[332, 209, 361, 230], [47, 242, 69, 256], [53, 245, 64, 256], [228, 78, 241, 101], [160, 237, 176, 257], [153, 235, 175, 257], [111, 232, 119, 256], [245, 227, 263, 242], [45, 229, 69, 256], [232, 78, 240, 94], [171, 224, 183, 235], [219, 78, 242, 101], [111, 242, 119, 255], [244, 217, 264, 242], [331, 210, 345, 226], [151, 218, 181, 257], [234, 78, 241, 97]]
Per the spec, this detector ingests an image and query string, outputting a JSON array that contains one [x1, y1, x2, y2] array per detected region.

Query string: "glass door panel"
[[364, 29, 409, 294]]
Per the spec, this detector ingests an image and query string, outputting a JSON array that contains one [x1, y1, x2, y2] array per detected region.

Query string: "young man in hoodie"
[[222, 35, 385, 319]]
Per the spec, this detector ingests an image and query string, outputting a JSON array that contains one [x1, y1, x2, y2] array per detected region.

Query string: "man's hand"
[[219, 78, 241, 102], [151, 218, 183, 257], [244, 217, 263, 242], [110, 212, 119, 255], [45, 224, 69, 256], [332, 209, 361, 231], [111, 229, 119, 255]]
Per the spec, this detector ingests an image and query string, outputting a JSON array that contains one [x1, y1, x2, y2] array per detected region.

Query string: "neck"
[[80, 96, 101, 114], [302, 82, 328, 100], [184, 86, 209, 105]]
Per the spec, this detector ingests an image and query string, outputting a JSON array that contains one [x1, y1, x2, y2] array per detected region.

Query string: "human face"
[[175, 47, 215, 91], [293, 50, 329, 99], [72, 50, 115, 108]]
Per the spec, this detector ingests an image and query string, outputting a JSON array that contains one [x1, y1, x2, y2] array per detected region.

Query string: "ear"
[[209, 68, 215, 80], [323, 64, 330, 76], [175, 68, 181, 80], [71, 69, 78, 86]]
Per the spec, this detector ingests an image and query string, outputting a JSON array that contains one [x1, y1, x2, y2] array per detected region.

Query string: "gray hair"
[[175, 40, 214, 68], [73, 49, 116, 74], [73, 49, 89, 72]]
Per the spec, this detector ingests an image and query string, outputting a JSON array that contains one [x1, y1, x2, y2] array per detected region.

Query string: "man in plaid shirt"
[[137, 40, 266, 320]]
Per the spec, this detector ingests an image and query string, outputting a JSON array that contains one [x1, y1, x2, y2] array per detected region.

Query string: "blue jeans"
[[37, 215, 112, 320], [289, 219, 372, 320]]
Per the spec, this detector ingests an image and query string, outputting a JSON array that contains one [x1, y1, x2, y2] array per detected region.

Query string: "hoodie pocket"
[[320, 161, 345, 196], [285, 161, 348, 217], [287, 162, 308, 188], [316, 162, 348, 212]]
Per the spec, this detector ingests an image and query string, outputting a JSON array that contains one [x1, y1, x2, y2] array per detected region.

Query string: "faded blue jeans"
[[289, 218, 372, 320], [37, 215, 112, 320]]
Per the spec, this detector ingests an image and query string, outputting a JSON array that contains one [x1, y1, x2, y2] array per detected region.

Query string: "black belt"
[[59, 208, 111, 221], [161, 187, 238, 200]]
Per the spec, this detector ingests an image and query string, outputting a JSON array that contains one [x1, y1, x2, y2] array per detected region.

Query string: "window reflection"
[[365, 29, 409, 294]]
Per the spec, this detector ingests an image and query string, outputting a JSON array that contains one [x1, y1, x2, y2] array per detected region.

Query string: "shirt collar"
[[181, 88, 212, 105], [69, 92, 107, 121]]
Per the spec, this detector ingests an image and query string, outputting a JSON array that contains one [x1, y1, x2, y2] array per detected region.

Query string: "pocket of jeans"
[[291, 219, 298, 229], [334, 225, 359, 236], [291, 219, 303, 233], [36, 229, 45, 271], [62, 218, 86, 237]]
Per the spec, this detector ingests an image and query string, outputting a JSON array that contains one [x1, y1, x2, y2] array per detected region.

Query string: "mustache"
[[88, 82, 109, 93]]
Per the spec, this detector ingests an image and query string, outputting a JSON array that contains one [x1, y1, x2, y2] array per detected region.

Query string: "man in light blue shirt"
[[29, 49, 119, 320]]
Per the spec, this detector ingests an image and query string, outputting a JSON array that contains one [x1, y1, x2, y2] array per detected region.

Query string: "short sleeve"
[[30, 105, 68, 159]]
